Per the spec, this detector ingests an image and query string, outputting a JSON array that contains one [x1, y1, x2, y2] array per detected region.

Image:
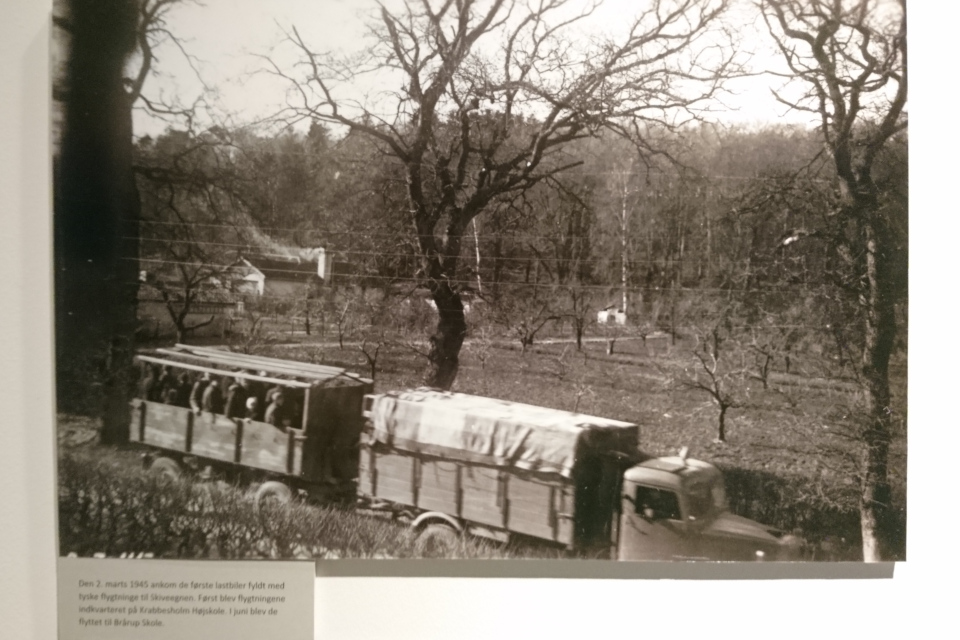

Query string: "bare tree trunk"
[[472, 218, 482, 295], [859, 216, 896, 562], [56, 0, 140, 443], [621, 184, 629, 317], [426, 283, 466, 390]]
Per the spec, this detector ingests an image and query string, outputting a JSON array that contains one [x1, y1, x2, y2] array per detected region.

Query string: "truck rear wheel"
[[415, 523, 461, 558], [148, 457, 182, 482], [255, 481, 292, 510]]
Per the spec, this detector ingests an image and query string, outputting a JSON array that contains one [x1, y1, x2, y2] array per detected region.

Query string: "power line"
[[133, 235, 819, 268], [130, 219, 813, 244], [128, 256, 843, 295], [138, 147, 831, 182]]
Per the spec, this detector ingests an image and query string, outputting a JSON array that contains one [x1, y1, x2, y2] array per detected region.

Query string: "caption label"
[[59, 558, 313, 639]]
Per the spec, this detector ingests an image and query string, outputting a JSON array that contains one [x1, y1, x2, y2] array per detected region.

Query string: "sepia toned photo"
[[52, 0, 907, 565]]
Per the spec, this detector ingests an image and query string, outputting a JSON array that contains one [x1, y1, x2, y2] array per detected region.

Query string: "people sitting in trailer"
[[173, 372, 192, 408], [161, 383, 179, 405], [138, 362, 156, 400], [264, 390, 289, 428], [189, 372, 212, 412], [244, 396, 260, 420], [201, 378, 224, 414], [244, 371, 266, 419], [156, 365, 175, 400], [266, 383, 283, 407], [224, 375, 250, 420]]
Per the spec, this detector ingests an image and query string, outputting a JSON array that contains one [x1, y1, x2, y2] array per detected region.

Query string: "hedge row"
[[59, 450, 905, 562], [719, 465, 906, 561], [57, 452, 533, 560]]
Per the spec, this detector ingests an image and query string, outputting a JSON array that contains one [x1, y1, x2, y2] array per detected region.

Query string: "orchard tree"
[[269, 0, 740, 388], [761, 0, 907, 561]]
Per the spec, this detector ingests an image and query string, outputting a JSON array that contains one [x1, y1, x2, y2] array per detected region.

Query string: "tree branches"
[[761, 0, 906, 193], [262, 0, 741, 388]]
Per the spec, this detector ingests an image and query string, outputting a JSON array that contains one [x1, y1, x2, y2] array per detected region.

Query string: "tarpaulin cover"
[[366, 388, 638, 478]]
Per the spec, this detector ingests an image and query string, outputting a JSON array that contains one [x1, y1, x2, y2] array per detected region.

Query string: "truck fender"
[[410, 511, 463, 533]]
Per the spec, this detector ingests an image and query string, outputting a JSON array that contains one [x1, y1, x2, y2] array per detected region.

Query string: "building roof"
[[238, 255, 321, 283]]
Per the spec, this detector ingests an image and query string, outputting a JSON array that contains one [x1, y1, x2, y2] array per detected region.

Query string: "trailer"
[[128, 344, 372, 501]]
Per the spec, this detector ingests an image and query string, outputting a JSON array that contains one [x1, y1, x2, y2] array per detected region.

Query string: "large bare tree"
[[55, 0, 197, 442], [268, 0, 739, 388], [761, 0, 907, 561]]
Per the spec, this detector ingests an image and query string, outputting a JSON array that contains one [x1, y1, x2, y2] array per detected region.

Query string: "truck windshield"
[[683, 473, 728, 521]]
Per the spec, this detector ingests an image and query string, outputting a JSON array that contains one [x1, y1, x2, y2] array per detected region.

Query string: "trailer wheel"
[[415, 523, 461, 558], [148, 457, 182, 482], [255, 481, 292, 510]]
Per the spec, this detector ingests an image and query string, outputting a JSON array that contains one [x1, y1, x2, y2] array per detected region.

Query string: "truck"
[[129, 345, 802, 561], [359, 388, 802, 561]]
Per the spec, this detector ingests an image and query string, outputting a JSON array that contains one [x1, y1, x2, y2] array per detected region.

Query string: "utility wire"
[[133, 235, 820, 268], [129, 219, 817, 244], [128, 256, 844, 295]]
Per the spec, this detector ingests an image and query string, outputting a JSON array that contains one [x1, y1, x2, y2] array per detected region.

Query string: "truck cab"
[[618, 455, 800, 561]]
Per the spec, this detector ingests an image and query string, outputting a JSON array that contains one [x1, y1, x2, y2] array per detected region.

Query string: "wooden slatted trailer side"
[[155, 345, 373, 487], [130, 356, 311, 477], [129, 346, 372, 500]]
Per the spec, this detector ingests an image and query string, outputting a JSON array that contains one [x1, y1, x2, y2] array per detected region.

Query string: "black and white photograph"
[[52, 0, 907, 565]]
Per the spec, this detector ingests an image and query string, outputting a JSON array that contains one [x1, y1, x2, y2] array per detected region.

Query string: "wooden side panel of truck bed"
[[460, 465, 504, 528], [359, 448, 416, 505], [359, 445, 574, 547], [417, 459, 460, 515], [240, 420, 303, 476], [191, 413, 241, 461], [130, 399, 303, 476], [507, 476, 574, 543], [137, 402, 190, 451]]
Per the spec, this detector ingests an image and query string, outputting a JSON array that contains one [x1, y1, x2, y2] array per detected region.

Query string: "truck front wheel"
[[415, 523, 461, 558]]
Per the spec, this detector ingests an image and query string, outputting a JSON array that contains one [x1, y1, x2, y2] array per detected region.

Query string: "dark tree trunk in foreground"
[[427, 281, 467, 389], [55, 0, 141, 443]]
